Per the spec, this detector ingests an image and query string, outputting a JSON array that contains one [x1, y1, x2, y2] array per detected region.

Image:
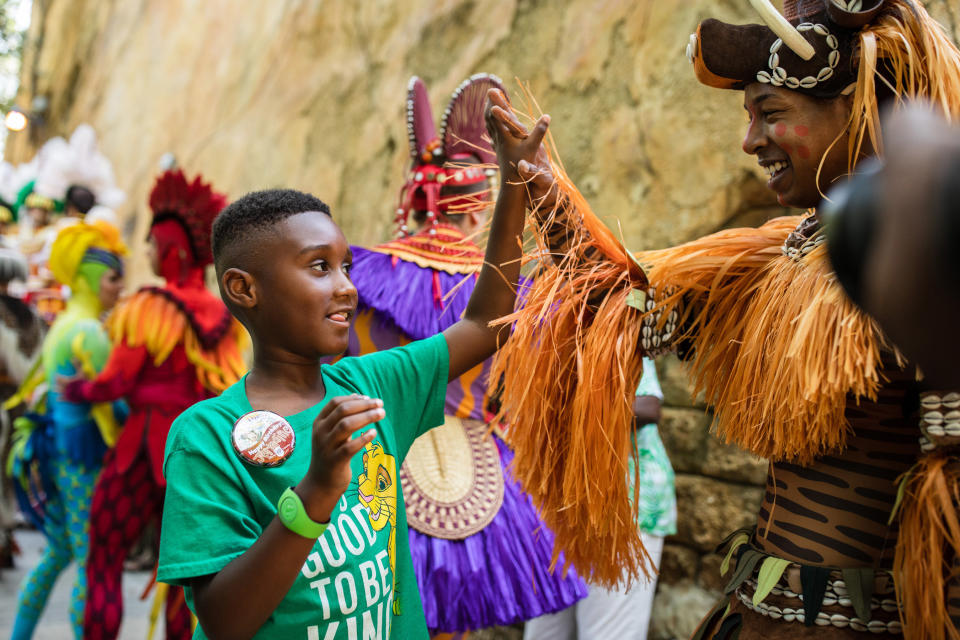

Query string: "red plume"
[[148, 169, 228, 267]]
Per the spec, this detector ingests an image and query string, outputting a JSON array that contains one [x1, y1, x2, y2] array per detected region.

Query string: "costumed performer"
[[62, 168, 247, 640], [0, 247, 44, 570], [19, 124, 125, 324], [485, 1, 960, 638], [343, 74, 586, 637], [9, 220, 126, 640]]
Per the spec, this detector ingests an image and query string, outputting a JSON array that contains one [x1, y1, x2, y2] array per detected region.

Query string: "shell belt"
[[719, 528, 902, 635], [735, 573, 902, 634]]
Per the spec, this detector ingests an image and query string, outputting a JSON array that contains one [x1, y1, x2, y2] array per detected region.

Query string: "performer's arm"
[[486, 89, 604, 264], [633, 396, 662, 427], [487, 89, 683, 357], [443, 98, 550, 381], [63, 342, 148, 404]]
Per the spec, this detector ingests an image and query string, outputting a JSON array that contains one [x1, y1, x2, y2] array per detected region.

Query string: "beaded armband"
[[919, 391, 960, 453], [639, 287, 679, 357]]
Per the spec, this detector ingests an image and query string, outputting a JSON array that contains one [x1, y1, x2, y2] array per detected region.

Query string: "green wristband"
[[277, 487, 329, 539]]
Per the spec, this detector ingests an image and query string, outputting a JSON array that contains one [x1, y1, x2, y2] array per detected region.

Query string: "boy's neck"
[[245, 346, 327, 416]]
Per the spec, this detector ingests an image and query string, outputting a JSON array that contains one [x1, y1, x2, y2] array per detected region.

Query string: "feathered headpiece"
[[687, 0, 960, 167], [10, 158, 50, 221], [394, 73, 504, 237], [33, 124, 125, 211], [148, 169, 228, 268]]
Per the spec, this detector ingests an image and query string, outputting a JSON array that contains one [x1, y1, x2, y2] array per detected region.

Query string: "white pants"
[[523, 534, 665, 640]]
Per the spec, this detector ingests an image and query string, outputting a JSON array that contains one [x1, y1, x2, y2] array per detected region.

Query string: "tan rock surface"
[[674, 474, 763, 553], [2, 0, 794, 285], [10, 0, 957, 279], [659, 543, 700, 585], [659, 406, 711, 475], [702, 436, 769, 486]]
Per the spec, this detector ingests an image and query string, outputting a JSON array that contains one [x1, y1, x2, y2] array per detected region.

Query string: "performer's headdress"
[[33, 124, 125, 214], [148, 168, 228, 270], [9, 156, 51, 222], [48, 220, 127, 291], [687, 0, 960, 166], [15, 180, 58, 219], [394, 73, 504, 237]]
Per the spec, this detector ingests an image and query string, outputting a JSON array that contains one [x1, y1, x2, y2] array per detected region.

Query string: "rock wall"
[[9, 1, 960, 639], [7, 0, 804, 284], [650, 355, 767, 639]]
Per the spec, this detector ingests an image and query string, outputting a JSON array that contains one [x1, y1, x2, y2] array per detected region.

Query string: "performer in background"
[[17, 124, 126, 324], [0, 247, 44, 571], [341, 74, 586, 638], [64, 168, 248, 640], [486, 1, 960, 638], [9, 220, 126, 640]]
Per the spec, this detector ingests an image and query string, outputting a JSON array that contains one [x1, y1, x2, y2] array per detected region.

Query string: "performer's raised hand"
[[485, 88, 561, 215]]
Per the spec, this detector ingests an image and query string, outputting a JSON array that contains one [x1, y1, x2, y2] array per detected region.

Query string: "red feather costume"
[[65, 169, 247, 640]]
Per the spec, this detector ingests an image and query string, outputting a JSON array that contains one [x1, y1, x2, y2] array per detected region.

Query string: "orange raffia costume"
[[64, 169, 247, 640], [491, 2, 960, 638]]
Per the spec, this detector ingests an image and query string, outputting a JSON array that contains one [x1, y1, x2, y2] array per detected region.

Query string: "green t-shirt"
[[158, 334, 449, 640]]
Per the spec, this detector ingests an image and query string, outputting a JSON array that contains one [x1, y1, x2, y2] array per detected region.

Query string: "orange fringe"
[[846, 0, 960, 171], [107, 290, 248, 394], [490, 128, 651, 586], [893, 452, 960, 640], [639, 219, 893, 464]]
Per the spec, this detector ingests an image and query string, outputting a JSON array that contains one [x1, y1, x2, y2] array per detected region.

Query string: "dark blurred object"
[[823, 104, 960, 388]]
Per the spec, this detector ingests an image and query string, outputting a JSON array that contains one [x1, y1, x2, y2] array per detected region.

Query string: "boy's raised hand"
[[296, 394, 383, 522], [485, 88, 561, 214]]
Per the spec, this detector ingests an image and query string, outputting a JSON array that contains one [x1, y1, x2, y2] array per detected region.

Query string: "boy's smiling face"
[[240, 211, 357, 359]]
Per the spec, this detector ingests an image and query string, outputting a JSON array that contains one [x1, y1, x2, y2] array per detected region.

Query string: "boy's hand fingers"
[[518, 160, 555, 188], [517, 159, 540, 180], [336, 428, 378, 459], [327, 407, 385, 445], [526, 114, 550, 149], [490, 106, 528, 139], [315, 396, 382, 431], [518, 160, 559, 209], [315, 394, 364, 421], [487, 87, 511, 110]]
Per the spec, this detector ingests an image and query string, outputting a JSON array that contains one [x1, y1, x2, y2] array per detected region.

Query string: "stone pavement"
[[0, 529, 153, 639]]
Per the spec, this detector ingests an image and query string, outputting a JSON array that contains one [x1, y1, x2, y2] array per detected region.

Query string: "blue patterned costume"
[[10, 221, 126, 640]]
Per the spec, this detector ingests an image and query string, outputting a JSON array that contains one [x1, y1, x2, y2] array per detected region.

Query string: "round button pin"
[[232, 411, 296, 467]]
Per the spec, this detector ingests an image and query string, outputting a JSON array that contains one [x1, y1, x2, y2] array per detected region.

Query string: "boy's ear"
[[221, 268, 257, 310]]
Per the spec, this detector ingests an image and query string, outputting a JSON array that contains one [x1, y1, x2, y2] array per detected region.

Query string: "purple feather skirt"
[[409, 435, 588, 633]]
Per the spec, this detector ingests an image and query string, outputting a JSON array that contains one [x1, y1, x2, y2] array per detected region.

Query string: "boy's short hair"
[[211, 188, 331, 273]]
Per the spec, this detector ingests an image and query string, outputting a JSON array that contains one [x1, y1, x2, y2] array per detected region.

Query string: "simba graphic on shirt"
[[355, 441, 400, 615], [299, 439, 397, 639]]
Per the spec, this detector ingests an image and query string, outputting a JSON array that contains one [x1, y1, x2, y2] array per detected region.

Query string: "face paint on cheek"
[[794, 125, 809, 137], [797, 145, 811, 159], [781, 143, 794, 155], [774, 122, 787, 137]]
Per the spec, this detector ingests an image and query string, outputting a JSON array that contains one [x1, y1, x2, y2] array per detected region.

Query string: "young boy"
[[157, 95, 548, 639]]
